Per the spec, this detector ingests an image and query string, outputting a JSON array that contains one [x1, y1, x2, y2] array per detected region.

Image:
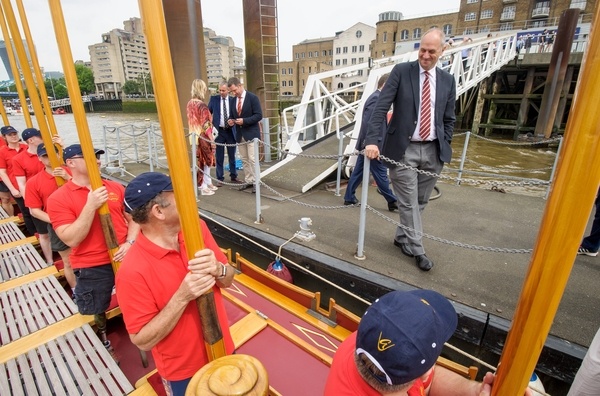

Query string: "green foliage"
[[75, 64, 95, 95], [122, 100, 157, 113], [136, 72, 154, 95], [122, 80, 141, 95], [44, 78, 69, 99]]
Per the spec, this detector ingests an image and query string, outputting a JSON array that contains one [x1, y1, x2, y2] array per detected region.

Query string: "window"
[[413, 28, 421, 39], [383, 32, 388, 42], [501, 5, 516, 20], [464, 28, 474, 35], [481, 9, 493, 19], [335, 59, 341, 66], [281, 68, 286, 75], [336, 47, 341, 54], [302, 79, 305, 86], [351, 58, 357, 65], [308, 52, 312, 58], [356, 30, 362, 38], [342, 59, 348, 65], [337, 82, 344, 89], [301, 67, 305, 73], [343, 46, 348, 53], [465, 12, 476, 21], [443, 24, 452, 35], [295, 53, 299, 59], [358, 70, 363, 76], [381, 50, 386, 57], [322, 50, 327, 56], [570, 0, 587, 10], [288, 68, 293, 74], [329, 50, 333, 55], [301, 52, 305, 58], [500, 23, 513, 31], [289, 81, 293, 87], [467, 0, 477, 3], [282, 81, 287, 87], [401, 30, 409, 40], [358, 57, 364, 63], [309, 66, 312, 73], [359, 45, 364, 52], [352, 45, 357, 53]]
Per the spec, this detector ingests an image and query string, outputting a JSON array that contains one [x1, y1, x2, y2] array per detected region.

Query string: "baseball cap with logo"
[[1, 125, 18, 135], [124, 172, 173, 213], [62, 144, 105, 160], [355, 289, 457, 385], [21, 128, 41, 141]]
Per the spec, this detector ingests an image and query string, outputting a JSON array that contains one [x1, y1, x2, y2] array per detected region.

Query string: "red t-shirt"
[[24, 167, 71, 209], [324, 332, 433, 396], [0, 143, 27, 187], [47, 179, 128, 268], [12, 149, 44, 180], [116, 220, 235, 381]]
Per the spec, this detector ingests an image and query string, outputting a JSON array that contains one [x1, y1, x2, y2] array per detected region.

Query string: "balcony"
[[532, 6, 550, 18], [500, 11, 516, 21]]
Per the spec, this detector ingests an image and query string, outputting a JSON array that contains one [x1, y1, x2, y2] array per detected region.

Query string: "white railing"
[[27, 96, 90, 112]]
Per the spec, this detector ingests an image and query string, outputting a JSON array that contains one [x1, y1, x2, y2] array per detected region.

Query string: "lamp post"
[[139, 59, 148, 99]]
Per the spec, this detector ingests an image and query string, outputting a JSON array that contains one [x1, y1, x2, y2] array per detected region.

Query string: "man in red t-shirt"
[[47, 144, 139, 361], [25, 142, 74, 288], [0, 125, 27, 218], [324, 290, 533, 396], [116, 172, 234, 396], [14, 128, 50, 261]]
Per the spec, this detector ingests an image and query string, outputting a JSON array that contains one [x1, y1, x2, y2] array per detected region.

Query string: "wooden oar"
[[14, 0, 64, 166], [0, 6, 32, 128], [138, 0, 226, 361], [46, 0, 121, 273], [0, 100, 9, 126], [492, 8, 600, 395], [0, 0, 62, 175]]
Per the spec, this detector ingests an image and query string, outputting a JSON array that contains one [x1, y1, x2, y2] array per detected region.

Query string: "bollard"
[[457, 131, 471, 185], [355, 157, 371, 260]]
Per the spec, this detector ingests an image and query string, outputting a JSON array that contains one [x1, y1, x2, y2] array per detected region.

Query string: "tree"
[[136, 72, 154, 95], [75, 64, 95, 95], [122, 80, 140, 95], [44, 77, 69, 99]]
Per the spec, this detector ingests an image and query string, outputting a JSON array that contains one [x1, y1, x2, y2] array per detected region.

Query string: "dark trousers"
[[215, 127, 237, 181], [344, 154, 396, 204], [582, 191, 600, 252], [14, 196, 36, 235]]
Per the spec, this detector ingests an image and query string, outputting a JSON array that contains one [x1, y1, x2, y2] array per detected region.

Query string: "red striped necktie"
[[419, 71, 431, 140]]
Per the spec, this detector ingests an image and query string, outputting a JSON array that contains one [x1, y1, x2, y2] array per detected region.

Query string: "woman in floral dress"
[[187, 79, 217, 195]]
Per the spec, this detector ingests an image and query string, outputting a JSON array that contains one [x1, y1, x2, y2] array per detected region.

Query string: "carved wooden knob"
[[185, 354, 268, 396]]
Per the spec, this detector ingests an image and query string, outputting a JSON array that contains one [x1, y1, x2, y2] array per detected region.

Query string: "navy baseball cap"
[[22, 128, 41, 141], [355, 289, 457, 385], [1, 125, 18, 135], [124, 172, 173, 213], [37, 143, 59, 157], [63, 144, 105, 160]]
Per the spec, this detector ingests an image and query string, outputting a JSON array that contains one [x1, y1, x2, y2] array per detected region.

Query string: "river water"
[[6, 111, 557, 197]]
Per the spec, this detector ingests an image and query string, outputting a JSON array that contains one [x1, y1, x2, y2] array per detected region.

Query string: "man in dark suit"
[[365, 28, 456, 271], [207, 81, 241, 186], [344, 73, 397, 211], [227, 77, 263, 192]]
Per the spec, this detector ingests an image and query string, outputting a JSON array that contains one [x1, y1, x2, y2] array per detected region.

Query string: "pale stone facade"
[[204, 28, 244, 89], [331, 22, 376, 92]]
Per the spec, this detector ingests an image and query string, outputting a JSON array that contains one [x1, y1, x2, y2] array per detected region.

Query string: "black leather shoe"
[[388, 201, 398, 211], [238, 183, 252, 191], [230, 178, 244, 184], [344, 197, 359, 206], [415, 254, 434, 271], [216, 180, 224, 187], [252, 186, 256, 194], [393, 239, 414, 257]]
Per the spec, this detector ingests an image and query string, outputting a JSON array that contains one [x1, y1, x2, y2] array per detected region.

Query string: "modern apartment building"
[[88, 18, 147, 99], [88, 18, 244, 98], [204, 27, 244, 88]]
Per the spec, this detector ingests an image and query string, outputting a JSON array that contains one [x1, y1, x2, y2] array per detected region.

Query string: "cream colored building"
[[331, 22, 375, 92], [204, 28, 244, 88]]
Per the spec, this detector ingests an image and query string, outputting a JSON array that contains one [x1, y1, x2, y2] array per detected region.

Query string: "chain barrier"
[[469, 133, 561, 146], [462, 158, 553, 173]]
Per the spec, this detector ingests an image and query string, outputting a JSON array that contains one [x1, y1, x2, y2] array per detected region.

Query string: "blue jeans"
[[344, 154, 396, 204], [582, 191, 600, 252], [215, 127, 237, 181], [162, 377, 191, 396]]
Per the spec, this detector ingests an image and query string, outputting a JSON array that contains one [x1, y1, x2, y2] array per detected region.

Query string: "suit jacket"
[[365, 61, 456, 164], [207, 95, 233, 129], [231, 90, 263, 143], [355, 89, 386, 151]]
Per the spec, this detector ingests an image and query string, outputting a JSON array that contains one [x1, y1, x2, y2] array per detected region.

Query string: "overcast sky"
[[1, 0, 459, 81]]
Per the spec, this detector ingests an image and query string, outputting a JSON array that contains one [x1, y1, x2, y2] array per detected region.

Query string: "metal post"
[[457, 131, 471, 185], [103, 126, 109, 165], [132, 125, 140, 162], [262, 118, 271, 162], [253, 138, 263, 224], [147, 125, 154, 172], [335, 110, 343, 197], [355, 157, 371, 260], [191, 130, 198, 200], [545, 136, 563, 200]]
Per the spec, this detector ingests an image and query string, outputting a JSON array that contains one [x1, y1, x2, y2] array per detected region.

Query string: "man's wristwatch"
[[217, 263, 228, 279], [127, 240, 135, 245]]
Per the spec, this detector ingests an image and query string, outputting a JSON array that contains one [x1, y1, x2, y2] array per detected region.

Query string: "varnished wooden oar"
[[46, 0, 121, 273], [0, 0, 62, 176], [0, 99, 9, 126], [493, 8, 600, 395], [138, 0, 226, 361], [15, 0, 64, 166], [0, 6, 32, 128]]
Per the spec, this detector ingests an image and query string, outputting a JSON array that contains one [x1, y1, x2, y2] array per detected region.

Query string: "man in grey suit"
[[364, 28, 456, 271]]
